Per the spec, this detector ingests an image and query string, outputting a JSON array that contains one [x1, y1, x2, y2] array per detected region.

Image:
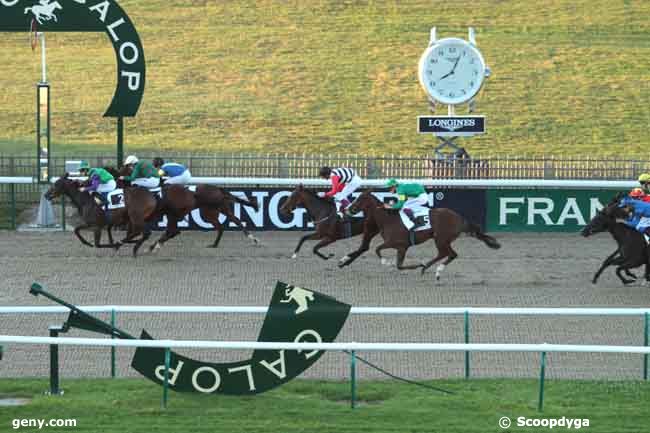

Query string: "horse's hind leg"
[[615, 266, 636, 285], [221, 207, 259, 245], [395, 248, 424, 271]]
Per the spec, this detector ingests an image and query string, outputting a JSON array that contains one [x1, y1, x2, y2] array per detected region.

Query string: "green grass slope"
[[1, 378, 649, 433], [1, 1, 649, 157]]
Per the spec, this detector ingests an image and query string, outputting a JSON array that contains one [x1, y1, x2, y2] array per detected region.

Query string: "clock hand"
[[449, 56, 461, 73], [439, 56, 461, 80]]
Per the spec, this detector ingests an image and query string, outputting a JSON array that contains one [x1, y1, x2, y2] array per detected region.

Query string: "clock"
[[418, 35, 489, 106]]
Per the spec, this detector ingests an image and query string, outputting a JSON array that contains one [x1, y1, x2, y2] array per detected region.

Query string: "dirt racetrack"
[[1, 230, 649, 382]]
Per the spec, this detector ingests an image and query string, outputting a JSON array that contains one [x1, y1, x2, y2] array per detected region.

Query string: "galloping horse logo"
[[25, 0, 63, 25], [280, 286, 314, 315]]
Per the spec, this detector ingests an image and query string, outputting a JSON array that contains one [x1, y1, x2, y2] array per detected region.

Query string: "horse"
[[44, 174, 125, 249], [25, 1, 62, 24], [193, 184, 260, 248], [279, 185, 372, 260], [347, 190, 501, 279], [581, 197, 649, 285], [118, 166, 260, 255]]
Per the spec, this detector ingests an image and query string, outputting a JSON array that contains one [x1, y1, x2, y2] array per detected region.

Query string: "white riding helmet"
[[124, 155, 139, 165]]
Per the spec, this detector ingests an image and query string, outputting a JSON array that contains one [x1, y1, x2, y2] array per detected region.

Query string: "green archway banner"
[[131, 282, 352, 395], [0, 0, 145, 117]]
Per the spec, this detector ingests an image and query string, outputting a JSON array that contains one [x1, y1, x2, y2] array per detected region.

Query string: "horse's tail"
[[464, 221, 501, 249], [224, 191, 259, 211]]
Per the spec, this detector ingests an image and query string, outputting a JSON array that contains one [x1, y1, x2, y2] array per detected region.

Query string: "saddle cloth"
[[106, 189, 125, 210], [399, 207, 431, 232]]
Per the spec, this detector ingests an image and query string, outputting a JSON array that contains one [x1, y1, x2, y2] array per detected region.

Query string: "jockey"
[[78, 161, 116, 206], [120, 155, 160, 189], [639, 173, 650, 195], [385, 178, 428, 230], [153, 157, 192, 185], [619, 195, 650, 242], [319, 166, 362, 216]]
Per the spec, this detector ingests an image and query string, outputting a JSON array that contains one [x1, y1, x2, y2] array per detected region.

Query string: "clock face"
[[418, 38, 486, 105]]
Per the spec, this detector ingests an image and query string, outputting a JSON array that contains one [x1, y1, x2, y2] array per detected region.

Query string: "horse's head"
[[280, 184, 307, 215], [581, 199, 628, 237], [44, 173, 73, 201], [348, 190, 377, 215]]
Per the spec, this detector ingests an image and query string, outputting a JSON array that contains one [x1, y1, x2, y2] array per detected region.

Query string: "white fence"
[[1, 335, 650, 354], [1, 305, 650, 315], [0, 176, 641, 189], [2, 306, 649, 409]]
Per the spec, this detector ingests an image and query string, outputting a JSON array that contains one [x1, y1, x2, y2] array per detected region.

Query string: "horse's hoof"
[[291, 253, 297, 259], [420, 266, 427, 275], [328, 253, 335, 258]]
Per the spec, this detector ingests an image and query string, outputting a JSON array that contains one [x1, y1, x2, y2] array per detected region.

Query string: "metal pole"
[[48, 326, 64, 396], [110, 309, 116, 378], [162, 347, 170, 409], [643, 313, 650, 380], [40, 32, 47, 84], [538, 351, 547, 412], [117, 117, 124, 168], [350, 350, 356, 409], [60, 195, 65, 231], [10, 183, 16, 230], [464, 311, 470, 379]]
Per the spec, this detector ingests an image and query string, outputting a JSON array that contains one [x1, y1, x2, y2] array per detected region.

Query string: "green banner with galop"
[[131, 282, 351, 395], [486, 189, 627, 232], [0, 0, 145, 117]]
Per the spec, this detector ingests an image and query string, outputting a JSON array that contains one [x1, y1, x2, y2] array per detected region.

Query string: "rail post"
[[538, 351, 547, 412], [48, 325, 64, 396], [350, 350, 357, 409], [464, 311, 470, 379], [643, 313, 650, 380], [162, 347, 170, 409], [60, 195, 66, 231], [10, 183, 16, 230], [110, 309, 116, 378]]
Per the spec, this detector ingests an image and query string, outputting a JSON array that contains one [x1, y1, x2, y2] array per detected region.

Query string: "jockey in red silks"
[[318, 166, 362, 216]]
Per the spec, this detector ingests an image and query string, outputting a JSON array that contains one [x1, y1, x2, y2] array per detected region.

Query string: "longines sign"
[[0, 0, 145, 117], [418, 116, 485, 136]]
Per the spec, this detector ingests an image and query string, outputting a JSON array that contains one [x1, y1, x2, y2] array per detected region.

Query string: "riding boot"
[[338, 198, 351, 220], [92, 192, 106, 207], [403, 208, 418, 231]]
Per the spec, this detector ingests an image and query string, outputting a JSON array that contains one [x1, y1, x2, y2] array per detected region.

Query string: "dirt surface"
[[1, 230, 649, 381]]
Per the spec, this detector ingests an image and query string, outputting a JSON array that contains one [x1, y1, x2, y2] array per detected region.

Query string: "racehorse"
[[581, 196, 648, 285], [347, 190, 501, 279], [279, 185, 372, 260], [118, 166, 259, 255], [45, 174, 125, 249], [193, 184, 260, 248]]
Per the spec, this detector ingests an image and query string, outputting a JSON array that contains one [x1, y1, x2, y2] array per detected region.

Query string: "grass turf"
[[1, 1, 650, 157], [0, 378, 648, 432]]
